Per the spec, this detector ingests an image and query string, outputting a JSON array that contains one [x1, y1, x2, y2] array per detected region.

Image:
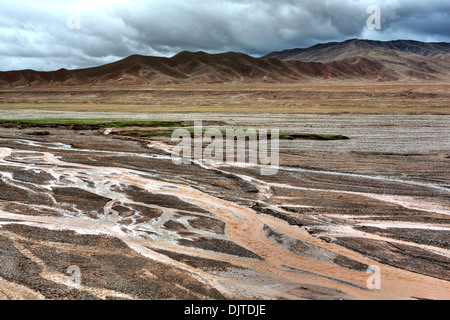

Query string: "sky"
[[1, 0, 449, 71]]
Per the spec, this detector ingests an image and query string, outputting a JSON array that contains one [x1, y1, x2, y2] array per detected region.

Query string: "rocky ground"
[[0, 113, 448, 300], [1, 83, 449, 114]]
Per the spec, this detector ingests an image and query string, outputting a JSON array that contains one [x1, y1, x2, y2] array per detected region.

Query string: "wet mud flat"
[[0, 113, 448, 300]]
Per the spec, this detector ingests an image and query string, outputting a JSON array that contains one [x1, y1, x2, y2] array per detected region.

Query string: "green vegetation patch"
[[115, 128, 350, 140], [25, 131, 51, 136], [278, 132, 350, 140], [0, 119, 349, 140], [0, 119, 194, 130]]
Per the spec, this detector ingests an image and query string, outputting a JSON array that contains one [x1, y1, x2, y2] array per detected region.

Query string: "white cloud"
[[0, 0, 449, 71]]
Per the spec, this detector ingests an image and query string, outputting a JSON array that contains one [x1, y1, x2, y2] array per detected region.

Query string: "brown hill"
[[264, 39, 450, 62], [328, 50, 450, 81], [1, 49, 449, 87]]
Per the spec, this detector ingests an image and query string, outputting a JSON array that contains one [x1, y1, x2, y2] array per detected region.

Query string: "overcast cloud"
[[1, 0, 449, 71]]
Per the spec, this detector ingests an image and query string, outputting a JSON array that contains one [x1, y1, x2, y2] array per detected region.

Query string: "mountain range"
[[263, 39, 450, 62], [1, 39, 449, 87]]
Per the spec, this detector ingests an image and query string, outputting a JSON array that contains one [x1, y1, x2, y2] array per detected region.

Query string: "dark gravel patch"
[[263, 225, 369, 272], [355, 226, 450, 249], [153, 248, 248, 272], [334, 237, 450, 281], [0, 235, 98, 300], [178, 237, 263, 260]]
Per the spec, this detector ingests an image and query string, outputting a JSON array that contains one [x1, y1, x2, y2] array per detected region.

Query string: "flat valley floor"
[[0, 84, 449, 300]]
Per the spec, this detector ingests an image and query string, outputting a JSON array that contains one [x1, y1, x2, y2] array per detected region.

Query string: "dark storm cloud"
[[0, 0, 449, 71]]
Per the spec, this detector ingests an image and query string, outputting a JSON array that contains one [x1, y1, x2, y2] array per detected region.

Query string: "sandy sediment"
[[0, 113, 448, 300]]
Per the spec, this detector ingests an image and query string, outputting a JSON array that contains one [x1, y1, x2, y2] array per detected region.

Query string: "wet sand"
[[0, 113, 448, 300]]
